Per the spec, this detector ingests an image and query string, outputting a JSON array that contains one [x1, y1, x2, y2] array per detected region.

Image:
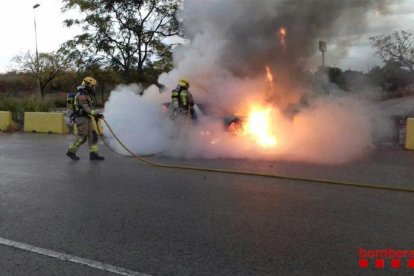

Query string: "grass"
[[0, 94, 66, 128], [0, 92, 103, 130]]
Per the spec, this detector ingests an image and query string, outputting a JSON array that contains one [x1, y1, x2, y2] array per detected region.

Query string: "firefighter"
[[66, 77, 105, 161], [171, 78, 197, 120]]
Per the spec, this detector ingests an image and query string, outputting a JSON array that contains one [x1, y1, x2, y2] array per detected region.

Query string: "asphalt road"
[[0, 132, 414, 275]]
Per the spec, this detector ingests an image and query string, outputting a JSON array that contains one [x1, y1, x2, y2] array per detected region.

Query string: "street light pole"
[[33, 3, 42, 98], [319, 40, 327, 70]]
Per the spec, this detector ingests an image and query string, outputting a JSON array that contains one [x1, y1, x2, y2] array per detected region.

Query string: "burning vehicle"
[[161, 98, 281, 150], [158, 62, 288, 151], [162, 101, 245, 132]]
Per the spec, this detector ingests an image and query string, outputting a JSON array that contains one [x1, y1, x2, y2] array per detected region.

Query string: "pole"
[[322, 51, 325, 68], [33, 4, 42, 98], [319, 40, 327, 71]]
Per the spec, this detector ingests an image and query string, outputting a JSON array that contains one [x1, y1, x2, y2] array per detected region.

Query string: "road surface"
[[0, 132, 413, 275]]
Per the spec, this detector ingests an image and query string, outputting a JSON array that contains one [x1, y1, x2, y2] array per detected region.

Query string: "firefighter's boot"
[[90, 152, 105, 161], [66, 150, 80, 161]]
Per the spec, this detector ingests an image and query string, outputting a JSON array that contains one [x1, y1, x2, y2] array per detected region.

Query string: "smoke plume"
[[103, 0, 396, 164], [179, 0, 395, 75]]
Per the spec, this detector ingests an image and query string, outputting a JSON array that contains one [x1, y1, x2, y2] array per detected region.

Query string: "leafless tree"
[[370, 29, 414, 73], [13, 51, 71, 97]]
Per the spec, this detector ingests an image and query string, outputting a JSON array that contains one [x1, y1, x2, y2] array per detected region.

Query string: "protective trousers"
[[68, 116, 99, 153]]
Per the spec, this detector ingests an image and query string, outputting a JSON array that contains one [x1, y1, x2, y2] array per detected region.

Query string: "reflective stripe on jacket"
[[172, 87, 193, 108]]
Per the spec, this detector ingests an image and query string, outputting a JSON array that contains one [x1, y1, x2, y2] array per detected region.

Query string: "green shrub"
[[0, 95, 54, 126], [45, 92, 67, 108]]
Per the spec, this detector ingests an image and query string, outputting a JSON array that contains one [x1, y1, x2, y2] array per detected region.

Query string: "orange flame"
[[245, 105, 277, 148], [278, 27, 287, 52], [265, 66, 273, 83], [265, 66, 276, 104], [279, 27, 286, 36]]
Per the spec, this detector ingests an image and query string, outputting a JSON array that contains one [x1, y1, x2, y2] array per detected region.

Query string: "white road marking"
[[0, 237, 151, 276]]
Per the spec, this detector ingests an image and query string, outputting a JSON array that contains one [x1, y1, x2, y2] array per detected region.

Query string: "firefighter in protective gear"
[[171, 78, 197, 120], [66, 77, 105, 161]]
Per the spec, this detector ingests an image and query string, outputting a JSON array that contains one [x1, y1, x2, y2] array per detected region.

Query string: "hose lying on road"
[[100, 118, 414, 194]]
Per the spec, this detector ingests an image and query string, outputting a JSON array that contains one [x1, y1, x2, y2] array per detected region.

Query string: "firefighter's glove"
[[94, 113, 104, 120]]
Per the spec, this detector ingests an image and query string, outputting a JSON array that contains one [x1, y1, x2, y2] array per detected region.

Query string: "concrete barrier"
[[24, 112, 69, 134], [0, 111, 13, 131], [405, 118, 414, 150]]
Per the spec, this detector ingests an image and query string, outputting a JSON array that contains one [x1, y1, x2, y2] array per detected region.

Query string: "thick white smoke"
[[283, 96, 376, 163], [103, 84, 389, 164], [102, 0, 395, 164], [103, 84, 172, 156]]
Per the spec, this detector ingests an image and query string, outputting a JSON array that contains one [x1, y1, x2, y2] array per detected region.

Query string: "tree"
[[13, 51, 71, 98], [328, 67, 347, 90], [62, 0, 182, 83], [370, 29, 414, 73], [368, 60, 413, 98]]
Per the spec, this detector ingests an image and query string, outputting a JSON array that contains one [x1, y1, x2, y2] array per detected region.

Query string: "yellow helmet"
[[177, 78, 189, 88], [82, 76, 97, 88]]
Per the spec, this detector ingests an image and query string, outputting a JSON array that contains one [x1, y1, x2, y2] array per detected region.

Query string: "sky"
[[0, 0, 413, 73], [0, 0, 81, 73], [326, 0, 414, 71]]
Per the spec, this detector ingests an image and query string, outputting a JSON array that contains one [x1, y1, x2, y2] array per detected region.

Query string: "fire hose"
[[99, 118, 414, 194]]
